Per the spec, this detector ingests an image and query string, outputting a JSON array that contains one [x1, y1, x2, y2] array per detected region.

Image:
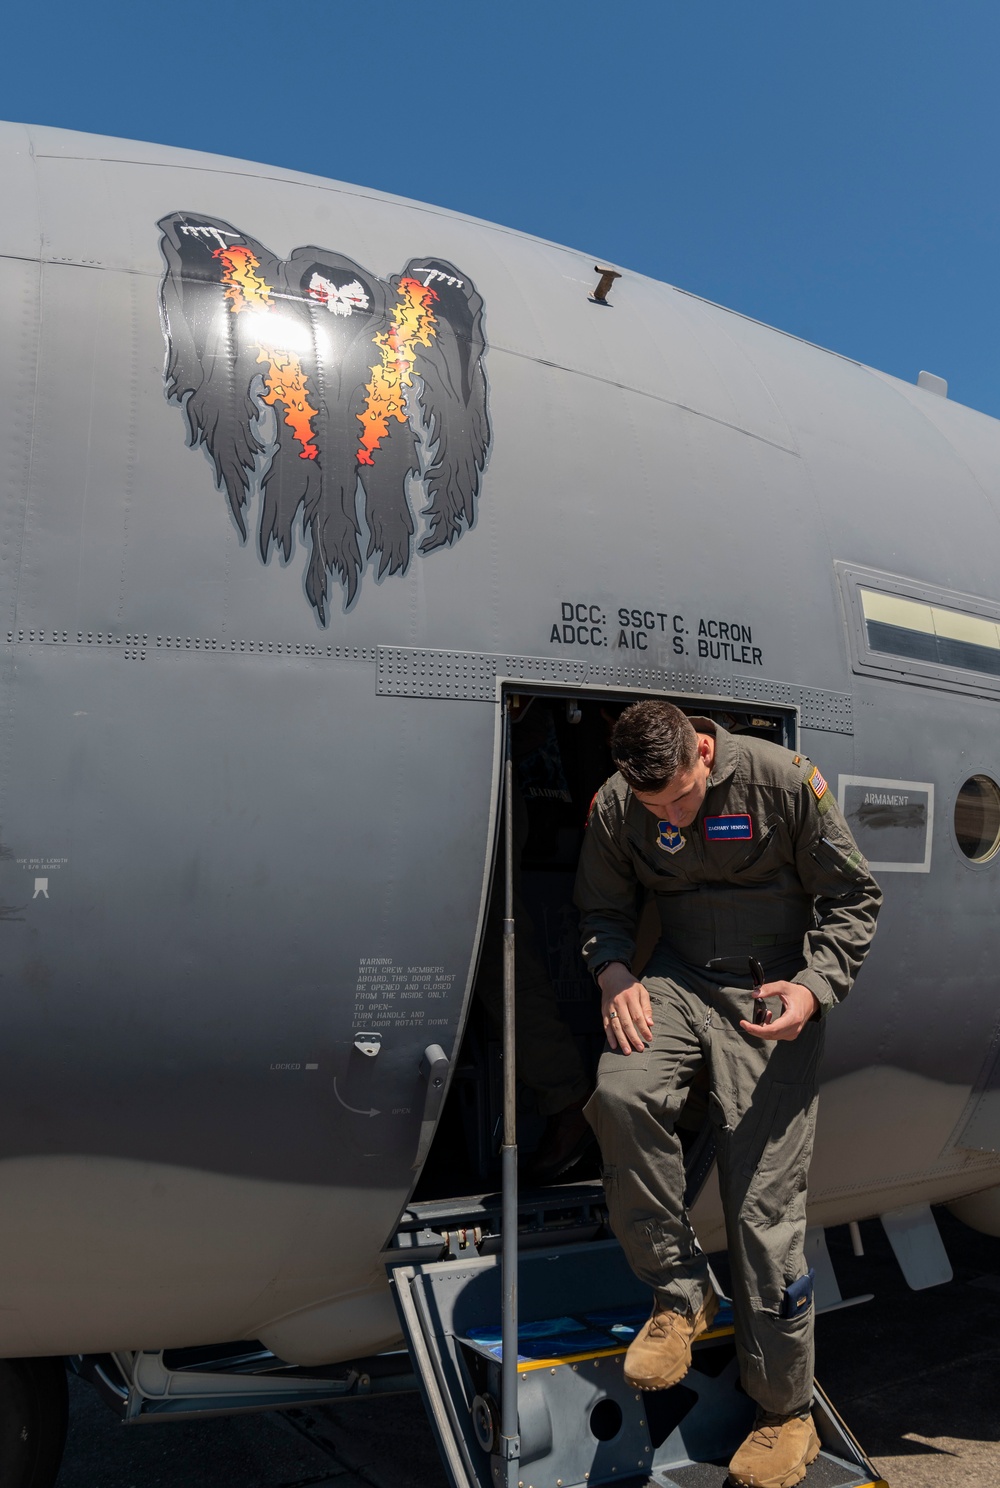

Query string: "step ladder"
[[388, 1217, 887, 1488]]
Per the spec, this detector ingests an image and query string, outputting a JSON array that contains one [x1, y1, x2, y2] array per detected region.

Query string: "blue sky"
[[7, 1, 1000, 415]]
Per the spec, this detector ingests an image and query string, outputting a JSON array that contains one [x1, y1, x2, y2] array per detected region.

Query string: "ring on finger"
[[609, 1010, 619, 1019]]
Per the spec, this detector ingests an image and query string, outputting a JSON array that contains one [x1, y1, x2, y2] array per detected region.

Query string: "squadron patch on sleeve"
[[657, 821, 686, 854]]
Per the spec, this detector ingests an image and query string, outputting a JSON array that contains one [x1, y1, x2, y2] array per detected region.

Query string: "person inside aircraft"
[[575, 700, 881, 1488], [475, 699, 595, 1182]]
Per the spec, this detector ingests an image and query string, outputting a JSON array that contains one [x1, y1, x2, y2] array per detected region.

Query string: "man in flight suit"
[[574, 701, 881, 1488]]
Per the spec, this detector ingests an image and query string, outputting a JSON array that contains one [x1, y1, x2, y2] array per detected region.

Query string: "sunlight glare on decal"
[[241, 309, 312, 353]]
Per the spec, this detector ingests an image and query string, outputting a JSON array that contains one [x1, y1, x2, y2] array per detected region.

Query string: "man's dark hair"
[[611, 700, 698, 792]]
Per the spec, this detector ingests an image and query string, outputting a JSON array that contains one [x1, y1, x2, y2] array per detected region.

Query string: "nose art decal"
[[157, 214, 492, 620]]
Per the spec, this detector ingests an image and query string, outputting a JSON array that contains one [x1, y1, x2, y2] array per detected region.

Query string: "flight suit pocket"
[[741, 1081, 816, 1225], [596, 1046, 651, 1080], [731, 817, 781, 876], [736, 1081, 797, 1179], [642, 1217, 680, 1270], [809, 834, 870, 884], [626, 834, 697, 889]]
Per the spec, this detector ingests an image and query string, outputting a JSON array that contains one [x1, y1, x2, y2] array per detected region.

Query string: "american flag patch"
[[808, 767, 828, 801]]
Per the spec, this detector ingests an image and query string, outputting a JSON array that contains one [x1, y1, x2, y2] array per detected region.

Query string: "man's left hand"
[[739, 981, 819, 1041]]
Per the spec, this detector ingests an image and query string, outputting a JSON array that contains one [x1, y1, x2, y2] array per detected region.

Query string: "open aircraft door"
[[386, 698, 887, 1488]]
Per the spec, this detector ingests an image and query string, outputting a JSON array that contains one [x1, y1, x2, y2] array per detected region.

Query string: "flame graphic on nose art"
[[215, 245, 319, 460], [214, 244, 272, 310], [357, 277, 438, 466], [256, 347, 319, 460]]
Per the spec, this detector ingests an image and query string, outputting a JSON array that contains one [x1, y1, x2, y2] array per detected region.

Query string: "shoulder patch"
[[808, 767, 828, 801], [807, 765, 834, 815], [793, 755, 801, 765]]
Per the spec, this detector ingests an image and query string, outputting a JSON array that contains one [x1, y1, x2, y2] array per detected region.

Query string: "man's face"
[[632, 738, 713, 829]]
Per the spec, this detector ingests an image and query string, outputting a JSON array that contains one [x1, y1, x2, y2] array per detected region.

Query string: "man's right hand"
[[598, 962, 654, 1054]]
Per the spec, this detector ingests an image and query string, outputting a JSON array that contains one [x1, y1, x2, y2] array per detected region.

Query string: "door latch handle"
[[412, 1044, 450, 1171]]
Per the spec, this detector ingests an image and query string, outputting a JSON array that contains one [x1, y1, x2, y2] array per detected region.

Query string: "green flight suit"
[[574, 720, 881, 1416]]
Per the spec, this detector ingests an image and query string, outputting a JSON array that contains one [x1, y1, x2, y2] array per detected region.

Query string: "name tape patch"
[[657, 821, 686, 854], [704, 814, 753, 841]]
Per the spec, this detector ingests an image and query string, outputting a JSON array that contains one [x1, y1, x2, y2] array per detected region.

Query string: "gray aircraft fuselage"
[[0, 120, 998, 1369]]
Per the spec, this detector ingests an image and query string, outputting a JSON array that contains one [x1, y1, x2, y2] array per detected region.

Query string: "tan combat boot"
[[728, 1411, 821, 1488], [622, 1285, 719, 1389]]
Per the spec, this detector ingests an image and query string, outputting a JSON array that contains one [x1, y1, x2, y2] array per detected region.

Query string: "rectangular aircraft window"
[[860, 589, 1000, 677], [837, 562, 1000, 697]]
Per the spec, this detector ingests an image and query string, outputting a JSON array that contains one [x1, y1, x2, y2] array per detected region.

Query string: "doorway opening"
[[413, 689, 795, 1202]]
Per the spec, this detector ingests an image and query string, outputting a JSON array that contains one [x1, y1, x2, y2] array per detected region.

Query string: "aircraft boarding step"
[[388, 1218, 887, 1488]]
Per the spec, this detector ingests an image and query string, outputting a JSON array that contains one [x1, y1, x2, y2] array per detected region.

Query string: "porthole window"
[[954, 775, 1000, 862]]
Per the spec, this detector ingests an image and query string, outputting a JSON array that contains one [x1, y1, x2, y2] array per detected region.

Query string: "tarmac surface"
[[55, 1210, 1000, 1488]]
